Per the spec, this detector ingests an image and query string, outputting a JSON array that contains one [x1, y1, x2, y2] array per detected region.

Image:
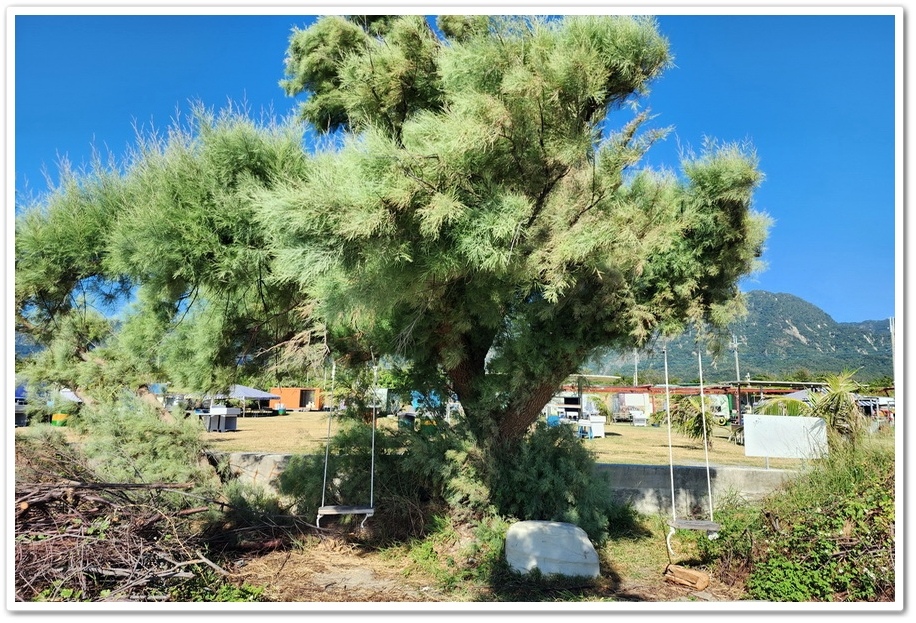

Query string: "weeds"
[[691, 436, 895, 602]]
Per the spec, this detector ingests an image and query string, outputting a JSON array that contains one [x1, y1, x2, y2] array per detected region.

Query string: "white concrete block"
[[505, 520, 600, 578]]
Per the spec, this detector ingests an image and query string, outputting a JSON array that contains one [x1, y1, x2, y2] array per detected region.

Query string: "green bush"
[[487, 421, 616, 544], [398, 513, 512, 593], [277, 417, 485, 541], [75, 393, 221, 508], [692, 492, 761, 571], [278, 416, 618, 545], [698, 439, 895, 602]]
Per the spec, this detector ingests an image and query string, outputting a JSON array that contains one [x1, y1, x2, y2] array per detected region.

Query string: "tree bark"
[[498, 381, 562, 440]]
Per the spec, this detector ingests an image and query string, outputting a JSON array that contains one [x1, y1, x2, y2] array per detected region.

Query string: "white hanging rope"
[[317, 358, 376, 529], [320, 359, 336, 510], [697, 351, 715, 523], [369, 362, 377, 508], [664, 344, 677, 524], [664, 343, 720, 558]]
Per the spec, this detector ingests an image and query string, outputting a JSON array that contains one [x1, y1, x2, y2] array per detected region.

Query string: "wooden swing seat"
[[668, 519, 720, 533], [316, 505, 375, 529], [666, 519, 721, 560]]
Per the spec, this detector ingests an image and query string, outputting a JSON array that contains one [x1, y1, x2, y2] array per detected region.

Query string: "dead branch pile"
[[15, 479, 222, 602]]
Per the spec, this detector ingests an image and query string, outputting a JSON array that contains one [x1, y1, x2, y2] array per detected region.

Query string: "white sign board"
[[744, 414, 828, 459]]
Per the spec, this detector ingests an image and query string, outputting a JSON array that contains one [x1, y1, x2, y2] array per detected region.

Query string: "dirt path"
[[230, 537, 747, 604], [231, 539, 452, 603]]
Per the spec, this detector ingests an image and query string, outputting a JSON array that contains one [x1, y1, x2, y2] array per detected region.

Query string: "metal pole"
[[633, 349, 638, 386], [732, 335, 741, 418], [889, 317, 895, 374]]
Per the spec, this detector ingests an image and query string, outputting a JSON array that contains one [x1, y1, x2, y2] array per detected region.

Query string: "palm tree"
[[753, 370, 866, 450], [651, 394, 715, 449]]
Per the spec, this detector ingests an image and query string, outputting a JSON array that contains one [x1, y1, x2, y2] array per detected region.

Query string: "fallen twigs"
[[15, 479, 218, 602]]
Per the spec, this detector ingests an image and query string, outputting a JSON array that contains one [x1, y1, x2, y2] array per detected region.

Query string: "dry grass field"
[[201, 409, 806, 470]]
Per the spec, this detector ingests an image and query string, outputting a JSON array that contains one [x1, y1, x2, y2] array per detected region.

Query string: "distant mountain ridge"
[[590, 290, 894, 383]]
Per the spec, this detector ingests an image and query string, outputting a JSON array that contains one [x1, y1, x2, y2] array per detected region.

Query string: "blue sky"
[[10, 8, 900, 324]]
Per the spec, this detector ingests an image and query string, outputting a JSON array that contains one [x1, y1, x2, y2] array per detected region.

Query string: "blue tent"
[[15, 384, 27, 400]]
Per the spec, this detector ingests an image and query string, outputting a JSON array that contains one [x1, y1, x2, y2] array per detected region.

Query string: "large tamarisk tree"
[[262, 14, 770, 446]]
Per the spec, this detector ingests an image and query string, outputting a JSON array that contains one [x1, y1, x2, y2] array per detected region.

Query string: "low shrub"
[[694, 438, 895, 602], [487, 421, 617, 544]]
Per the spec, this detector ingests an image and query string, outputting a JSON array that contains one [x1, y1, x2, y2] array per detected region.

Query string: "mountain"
[[588, 290, 894, 383]]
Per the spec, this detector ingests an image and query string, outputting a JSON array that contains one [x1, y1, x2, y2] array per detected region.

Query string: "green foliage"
[[650, 394, 715, 448], [752, 396, 810, 417], [32, 583, 89, 602], [690, 493, 762, 585], [166, 568, 266, 602], [16, 103, 310, 396], [267, 14, 769, 447], [808, 371, 869, 449], [487, 422, 616, 543], [698, 439, 895, 602], [14, 425, 99, 484], [75, 394, 219, 507], [18, 14, 769, 470], [277, 417, 485, 540], [748, 558, 836, 602], [217, 479, 292, 529], [588, 394, 612, 421], [397, 513, 512, 593], [753, 370, 868, 450], [15, 156, 130, 342], [16, 307, 116, 393], [279, 414, 616, 545]]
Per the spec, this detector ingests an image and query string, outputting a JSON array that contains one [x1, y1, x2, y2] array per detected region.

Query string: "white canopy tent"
[[229, 385, 280, 416], [228, 385, 280, 401], [202, 385, 281, 415]]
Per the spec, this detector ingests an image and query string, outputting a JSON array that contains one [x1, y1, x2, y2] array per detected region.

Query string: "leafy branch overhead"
[[15, 15, 770, 448]]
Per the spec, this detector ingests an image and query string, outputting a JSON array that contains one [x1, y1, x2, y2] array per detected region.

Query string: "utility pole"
[[731, 335, 741, 418], [889, 317, 895, 372], [633, 349, 638, 386]]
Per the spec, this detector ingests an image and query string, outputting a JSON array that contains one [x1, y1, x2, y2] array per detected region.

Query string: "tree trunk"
[[498, 381, 561, 440]]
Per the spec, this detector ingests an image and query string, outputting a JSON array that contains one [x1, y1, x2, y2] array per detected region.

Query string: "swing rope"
[[663, 343, 720, 559], [317, 359, 377, 529], [368, 364, 377, 510], [319, 360, 335, 512], [697, 351, 715, 523]]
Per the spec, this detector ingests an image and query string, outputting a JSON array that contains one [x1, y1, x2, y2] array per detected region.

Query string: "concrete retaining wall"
[[595, 463, 796, 515], [212, 452, 796, 516]]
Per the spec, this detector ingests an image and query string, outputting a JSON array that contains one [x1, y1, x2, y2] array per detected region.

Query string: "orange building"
[[268, 387, 323, 411]]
